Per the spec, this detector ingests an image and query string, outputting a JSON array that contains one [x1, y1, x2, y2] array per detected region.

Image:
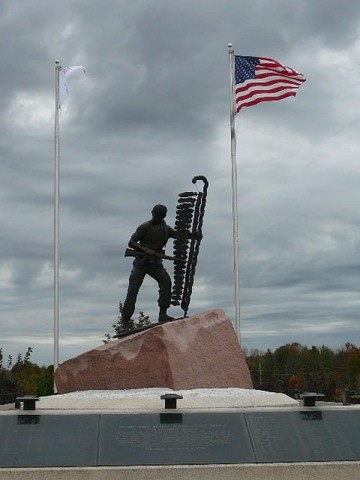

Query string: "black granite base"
[[0, 410, 359, 467]]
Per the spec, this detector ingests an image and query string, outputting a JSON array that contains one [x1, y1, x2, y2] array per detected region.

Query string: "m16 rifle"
[[124, 248, 183, 263]]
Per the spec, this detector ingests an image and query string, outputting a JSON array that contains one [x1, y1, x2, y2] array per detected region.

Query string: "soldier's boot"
[[121, 318, 131, 332], [158, 308, 175, 323]]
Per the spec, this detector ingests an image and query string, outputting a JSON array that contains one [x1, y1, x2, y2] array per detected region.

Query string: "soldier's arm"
[[128, 225, 155, 256]]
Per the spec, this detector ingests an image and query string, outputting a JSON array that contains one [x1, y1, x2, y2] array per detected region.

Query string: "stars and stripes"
[[234, 55, 306, 112]]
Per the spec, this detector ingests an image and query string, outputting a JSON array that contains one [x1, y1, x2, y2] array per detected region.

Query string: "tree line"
[[1, 342, 359, 404], [245, 342, 360, 402], [0, 347, 53, 404]]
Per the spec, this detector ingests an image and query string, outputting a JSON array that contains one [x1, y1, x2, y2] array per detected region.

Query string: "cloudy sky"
[[1, 0, 360, 366]]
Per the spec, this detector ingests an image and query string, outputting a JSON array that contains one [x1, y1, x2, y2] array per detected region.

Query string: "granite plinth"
[[2, 410, 360, 467], [55, 309, 253, 393]]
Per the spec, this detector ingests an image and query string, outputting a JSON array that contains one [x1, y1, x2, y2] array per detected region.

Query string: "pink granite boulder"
[[55, 309, 253, 393]]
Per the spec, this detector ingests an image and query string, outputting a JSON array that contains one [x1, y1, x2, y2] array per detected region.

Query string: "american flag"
[[234, 55, 305, 113]]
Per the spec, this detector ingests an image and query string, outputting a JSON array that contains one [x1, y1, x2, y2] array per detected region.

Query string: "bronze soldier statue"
[[122, 204, 178, 329]]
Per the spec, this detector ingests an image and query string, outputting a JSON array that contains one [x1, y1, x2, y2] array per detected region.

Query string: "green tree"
[[0, 347, 54, 403], [103, 302, 151, 343], [0, 348, 21, 404], [344, 342, 360, 389]]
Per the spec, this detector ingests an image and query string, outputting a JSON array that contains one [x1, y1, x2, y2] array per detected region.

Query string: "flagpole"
[[54, 60, 60, 388], [228, 44, 241, 344]]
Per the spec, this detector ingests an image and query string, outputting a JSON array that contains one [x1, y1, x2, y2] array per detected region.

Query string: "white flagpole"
[[54, 60, 60, 386], [228, 44, 241, 344]]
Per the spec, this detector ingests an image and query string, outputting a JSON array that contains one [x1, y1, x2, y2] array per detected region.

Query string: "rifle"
[[124, 248, 184, 262]]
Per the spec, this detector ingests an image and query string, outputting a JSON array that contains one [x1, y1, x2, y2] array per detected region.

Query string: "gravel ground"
[[35, 387, 299, 410]]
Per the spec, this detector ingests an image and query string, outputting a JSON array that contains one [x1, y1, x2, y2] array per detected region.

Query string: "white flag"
[[59, 66, 85, 106]]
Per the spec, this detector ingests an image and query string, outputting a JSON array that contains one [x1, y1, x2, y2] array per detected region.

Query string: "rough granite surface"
[[55, 309, 253, 393]]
